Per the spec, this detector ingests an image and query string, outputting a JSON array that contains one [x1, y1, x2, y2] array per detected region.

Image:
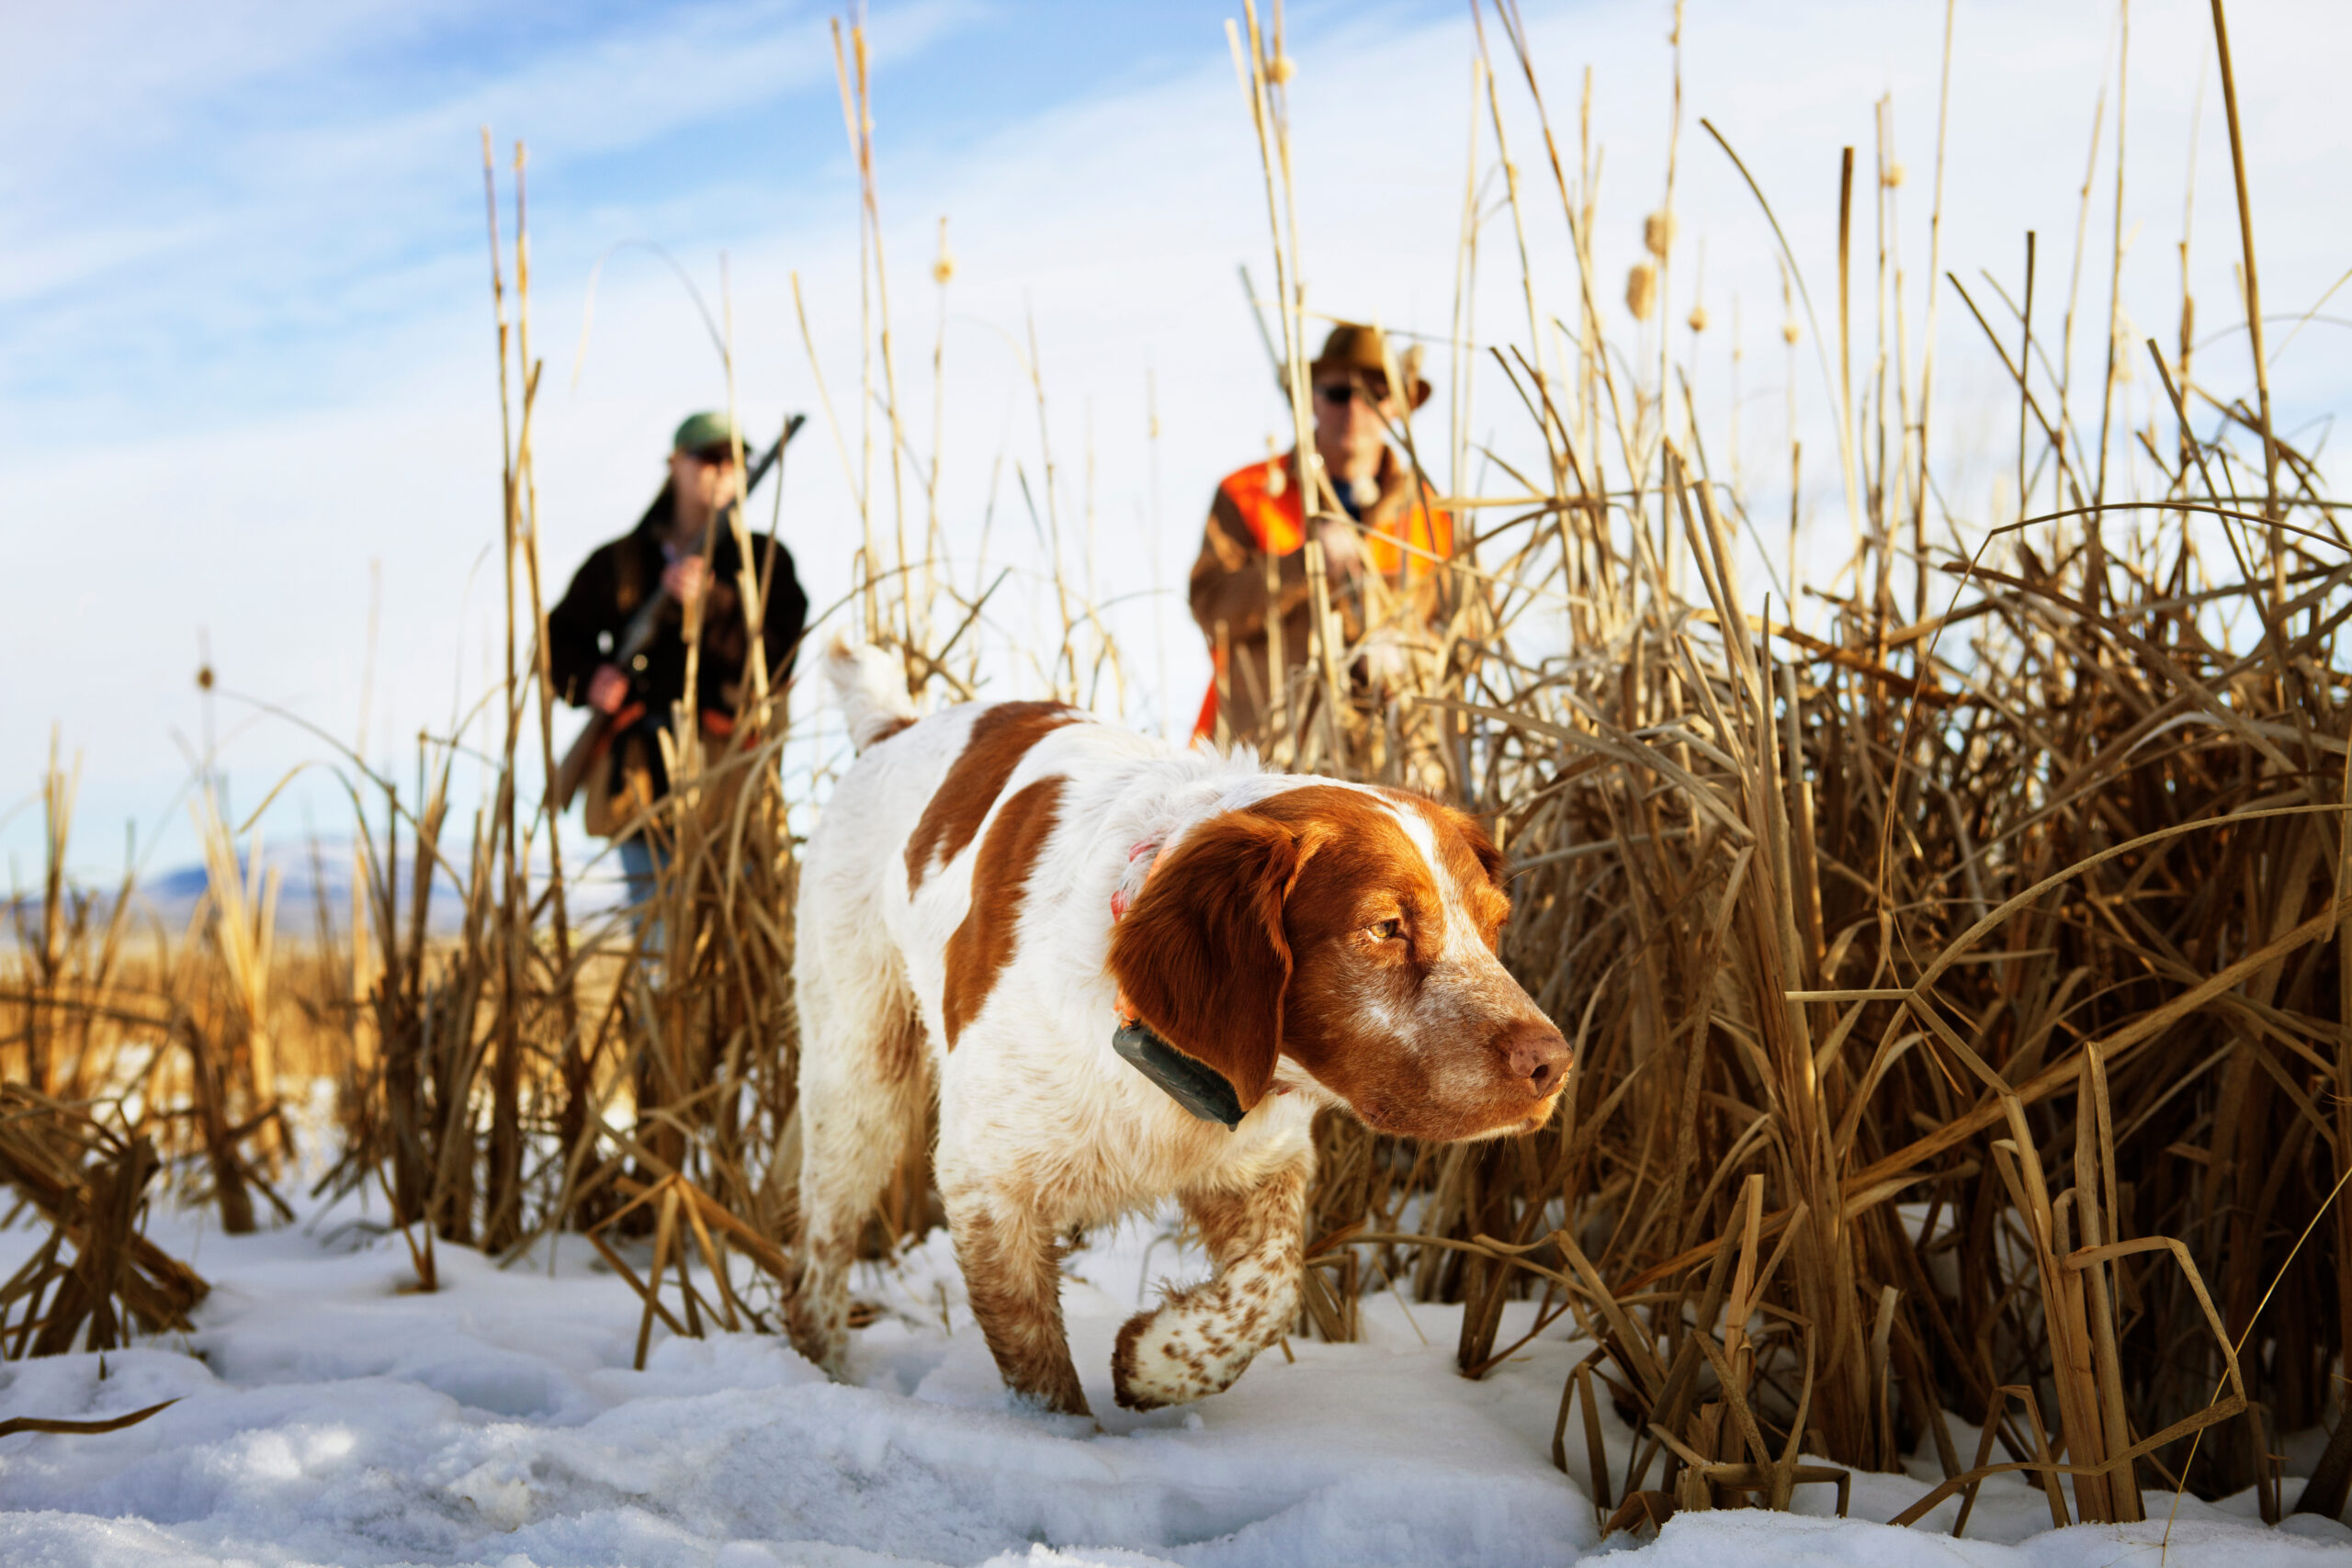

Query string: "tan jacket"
[[1187, 446, 1451, 741]]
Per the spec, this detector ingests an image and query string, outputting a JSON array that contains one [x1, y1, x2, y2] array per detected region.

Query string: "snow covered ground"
[[0, 1196, 2346, 1568]]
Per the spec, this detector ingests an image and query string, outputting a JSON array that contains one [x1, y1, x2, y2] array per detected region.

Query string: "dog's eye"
[[1370, 919, 1404, 942]]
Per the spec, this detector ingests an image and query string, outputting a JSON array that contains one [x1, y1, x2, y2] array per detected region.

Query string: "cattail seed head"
[[1885, 163, 1906, 188], [1625, 263, 1657, 321], [932, 251, 956, 286], [1643, 210, 1677, 259], [1269, 53, 1297, 84], [1687, 303, 1709, 333]]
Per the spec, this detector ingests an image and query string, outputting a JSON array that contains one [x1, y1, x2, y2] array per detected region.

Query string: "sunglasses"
[[1315, 381, 1387, 406], [684, 444, 742, 467]]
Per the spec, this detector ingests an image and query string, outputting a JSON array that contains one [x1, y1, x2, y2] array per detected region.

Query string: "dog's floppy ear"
[[1108, 811, 1311, 1113], [1458, 810, 1508, 890]]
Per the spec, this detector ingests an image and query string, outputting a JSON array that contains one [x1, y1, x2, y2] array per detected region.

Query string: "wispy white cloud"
[[0, 0, 979, 434]]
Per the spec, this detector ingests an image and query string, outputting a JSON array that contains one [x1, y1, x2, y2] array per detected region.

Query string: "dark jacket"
[[548, 485, 808, 798]]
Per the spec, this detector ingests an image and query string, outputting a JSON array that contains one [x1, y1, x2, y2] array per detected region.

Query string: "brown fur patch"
[[869, 716, 917, 744], [904, 702, 1076, 891], [942, 775, 1067, 1046]]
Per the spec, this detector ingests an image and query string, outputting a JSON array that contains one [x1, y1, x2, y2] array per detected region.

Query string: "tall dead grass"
[[1210, 0, 2351, 1530]]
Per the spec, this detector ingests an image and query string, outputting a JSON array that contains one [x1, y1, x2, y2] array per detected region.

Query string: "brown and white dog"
[[786, 642, 1570, 1416]]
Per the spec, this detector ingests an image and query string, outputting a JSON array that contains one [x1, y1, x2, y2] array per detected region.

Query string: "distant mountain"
[[138, 838, 459, 937], [7, 836, 632, 945]]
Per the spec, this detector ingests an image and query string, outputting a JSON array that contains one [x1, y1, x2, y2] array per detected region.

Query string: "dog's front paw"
[[1113, 1301, 1256, 1410], [1112, 1311, 1173, 1410]]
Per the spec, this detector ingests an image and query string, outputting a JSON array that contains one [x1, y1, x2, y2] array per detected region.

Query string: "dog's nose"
[[1498, 1021, 1572, 1097]]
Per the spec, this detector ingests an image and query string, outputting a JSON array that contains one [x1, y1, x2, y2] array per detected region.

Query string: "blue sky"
[[5, 1, 1358, 445], [5, 0, 2346, 879]]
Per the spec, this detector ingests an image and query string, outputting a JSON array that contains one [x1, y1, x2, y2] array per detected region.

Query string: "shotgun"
[[551, 414, 805, 812]]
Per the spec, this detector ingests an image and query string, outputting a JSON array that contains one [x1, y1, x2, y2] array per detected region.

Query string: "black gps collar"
[[1111, 1019, 1244, 1130]]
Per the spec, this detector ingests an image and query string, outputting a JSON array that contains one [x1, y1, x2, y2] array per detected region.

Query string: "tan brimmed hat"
[[1309, 321, 1431, 410]]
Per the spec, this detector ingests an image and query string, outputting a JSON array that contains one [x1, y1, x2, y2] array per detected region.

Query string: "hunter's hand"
[[1314, 514, 1366, 582], [662, 557, 712, 607], [588, 665, 630, 715]]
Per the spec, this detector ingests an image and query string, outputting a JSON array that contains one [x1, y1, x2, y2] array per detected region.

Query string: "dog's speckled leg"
[[1114, 1161, 1307, 1409]]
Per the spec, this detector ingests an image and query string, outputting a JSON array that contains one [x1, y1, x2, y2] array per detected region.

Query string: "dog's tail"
[[825, 635, 920, 751]]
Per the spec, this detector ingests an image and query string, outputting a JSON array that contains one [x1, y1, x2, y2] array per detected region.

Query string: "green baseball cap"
[[672, 411, 744, 456]]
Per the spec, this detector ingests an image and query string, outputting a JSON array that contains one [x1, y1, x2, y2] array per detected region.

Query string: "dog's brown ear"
[[1108, 811, 1309, 1112], [1457, 810, 1508, 890]]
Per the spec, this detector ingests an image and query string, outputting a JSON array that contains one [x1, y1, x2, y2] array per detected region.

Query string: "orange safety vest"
[[1193, 453, 1451, 739]]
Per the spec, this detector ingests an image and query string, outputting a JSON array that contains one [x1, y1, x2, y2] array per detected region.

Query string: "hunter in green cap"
[[547, 410, 808, 911]]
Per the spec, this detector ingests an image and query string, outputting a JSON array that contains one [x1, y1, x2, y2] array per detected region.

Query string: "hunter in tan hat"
[[1188, 321, 1452, 743]]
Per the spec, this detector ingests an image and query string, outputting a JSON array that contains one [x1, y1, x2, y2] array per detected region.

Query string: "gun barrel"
[[739, 412, 807, 500]]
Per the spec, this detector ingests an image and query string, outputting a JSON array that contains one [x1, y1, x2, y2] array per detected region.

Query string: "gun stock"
[[551, 712, 609, 813]]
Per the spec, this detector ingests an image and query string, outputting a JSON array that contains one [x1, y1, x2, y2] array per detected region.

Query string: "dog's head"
[[1108, 784, 1569, 1141]]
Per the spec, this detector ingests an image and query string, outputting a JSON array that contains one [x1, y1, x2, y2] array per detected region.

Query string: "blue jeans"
[[617, 835, 668, 952]]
